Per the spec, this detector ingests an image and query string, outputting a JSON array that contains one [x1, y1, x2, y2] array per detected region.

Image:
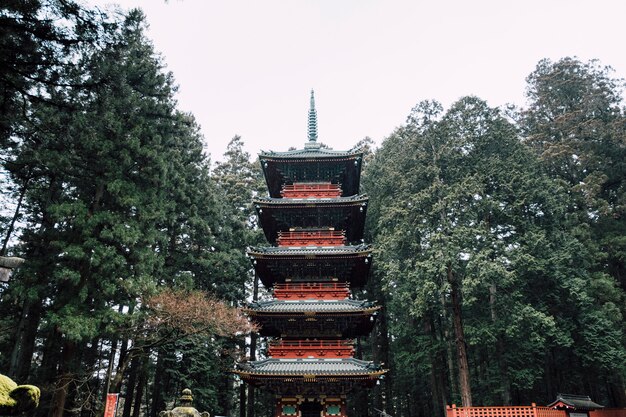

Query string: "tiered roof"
[[244, 299, 379, 338], [235, 358, 384, 395], [259, 147, 363, 199], [236, 91, 384, 402], [248, 244, 372, 287], [237, 357, 383, 377], [254, 195, 368, 245]]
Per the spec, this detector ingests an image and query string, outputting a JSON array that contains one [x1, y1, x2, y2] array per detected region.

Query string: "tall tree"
[[0, 7, 257, 417], [212, 136, 265, 417], [521, 57, 626, 405], [366, 96, 625, 413]]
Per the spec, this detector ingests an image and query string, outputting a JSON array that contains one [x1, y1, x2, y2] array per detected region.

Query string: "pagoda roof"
[[244, 299, 379, 338], [547, 394, 604, 410], [235, 357, 383, 377], [259, 147, 363, 160], [254, 195, 368, 244], [249, 243, 371, 257], [234, 357, 385, 395], [259, 146, 364, 198], [246, 299, 377, 313], [248, 244, 372, 287], [255, 195, 367, 205]]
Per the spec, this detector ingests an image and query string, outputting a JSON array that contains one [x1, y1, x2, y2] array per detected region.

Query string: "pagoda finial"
[[307, 89, 318, 143]]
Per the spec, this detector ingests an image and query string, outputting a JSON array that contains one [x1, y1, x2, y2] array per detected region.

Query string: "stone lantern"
[[159, 389, 210, 417]]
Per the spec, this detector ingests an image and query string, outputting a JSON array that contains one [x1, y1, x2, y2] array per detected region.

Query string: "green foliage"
[[365, 92, 626, 413], [2, 9, 625, 415], [0, 5, 259, 417]]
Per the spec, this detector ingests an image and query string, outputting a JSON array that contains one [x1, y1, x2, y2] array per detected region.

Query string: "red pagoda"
[[235, 91, 385, 417]]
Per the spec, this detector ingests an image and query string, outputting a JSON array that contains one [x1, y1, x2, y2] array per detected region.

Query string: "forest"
[[0, 2, 624, 417]]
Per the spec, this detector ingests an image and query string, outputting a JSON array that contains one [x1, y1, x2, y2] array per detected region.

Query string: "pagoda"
[[235, 91, 385, 417]]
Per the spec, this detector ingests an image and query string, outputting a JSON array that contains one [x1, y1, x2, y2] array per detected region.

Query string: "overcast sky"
[[87, 0, 626, 162]]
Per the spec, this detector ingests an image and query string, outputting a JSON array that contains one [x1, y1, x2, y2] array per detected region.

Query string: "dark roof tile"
[[248, 244, 371, 257], [247, 299, 376, 313], [236, 358, 382, 375], [548, 394, 604, 410], [254, 195, 368, 205], [259, 148, 363, 159]]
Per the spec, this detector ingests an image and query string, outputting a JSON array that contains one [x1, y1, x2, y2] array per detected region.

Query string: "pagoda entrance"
[[300, 401, 323, 417]]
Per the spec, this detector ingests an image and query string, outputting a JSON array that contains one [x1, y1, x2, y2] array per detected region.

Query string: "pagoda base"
[[276, 396, 347, 417]]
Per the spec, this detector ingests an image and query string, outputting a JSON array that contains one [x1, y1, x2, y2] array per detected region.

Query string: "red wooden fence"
[[446, 405, 626, 417]]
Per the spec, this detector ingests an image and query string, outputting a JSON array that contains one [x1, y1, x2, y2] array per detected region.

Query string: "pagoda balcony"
[[268, 339, 355, 358], [234, 357, 385, 395], [277, 229, 346, 247], [259, 148, 363, 198], [244, 299, 380, 338], [248, 244, 372, 288], [280, 182, 342, 199], [253, 195, 368, 245], [274, 282, 350, 300]]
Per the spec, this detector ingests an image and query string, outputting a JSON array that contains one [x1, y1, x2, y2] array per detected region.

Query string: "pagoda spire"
[[306, 89, 319, 147]]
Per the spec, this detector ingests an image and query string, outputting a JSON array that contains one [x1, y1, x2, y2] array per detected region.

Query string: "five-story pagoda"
[[235, 91, 385, 417]]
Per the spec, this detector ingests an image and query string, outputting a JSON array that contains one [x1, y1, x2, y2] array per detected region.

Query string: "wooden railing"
[[274, 282, 350, 300], [447, 405, 561, 417], [271, 340, 353, 348], [447, 405, 626, 417], [277, 229, 346, 247], [281, 182, 342, 198], [268, 339, 354, 358]]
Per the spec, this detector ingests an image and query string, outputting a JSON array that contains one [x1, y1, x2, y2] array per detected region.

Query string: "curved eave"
[[234, 357, 386, 378], [254, 196, 368, 244], [254, 195, 368, 206], [243, 306, 380, 338], [247, 245, 373, 288], [259, 148, 364, 159], [243, 306, 381, 316], [234, 370, 387, 379], [247, 244, 372, 257], [259, 151, 363, 198]]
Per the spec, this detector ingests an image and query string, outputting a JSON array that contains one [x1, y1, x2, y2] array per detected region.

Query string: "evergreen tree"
[[1, 7, 254, 417], [521, 57, 626, 406], [366, 96, 625, 414]]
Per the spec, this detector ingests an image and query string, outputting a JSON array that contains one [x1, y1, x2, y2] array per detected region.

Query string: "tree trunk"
[[426, 316, 447, 417], [48, 339, 77, 417], [79, 337, 102, 415], [110, 346, 139, 395], [132, 357, 148, 417], [122, 355, 140, 417], [0, 178, 29, 256], [150, 348, 169, 417], [111, 305, 135, 394], [440, 291, 457, 402], [489, 284, 510, 404], [103, 338, 119, 394], [448, 266, 472, 407], [9, 298, 42, 381]]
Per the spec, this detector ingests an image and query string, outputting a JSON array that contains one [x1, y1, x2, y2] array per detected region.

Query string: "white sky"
[[87, 0, 626, 162]]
